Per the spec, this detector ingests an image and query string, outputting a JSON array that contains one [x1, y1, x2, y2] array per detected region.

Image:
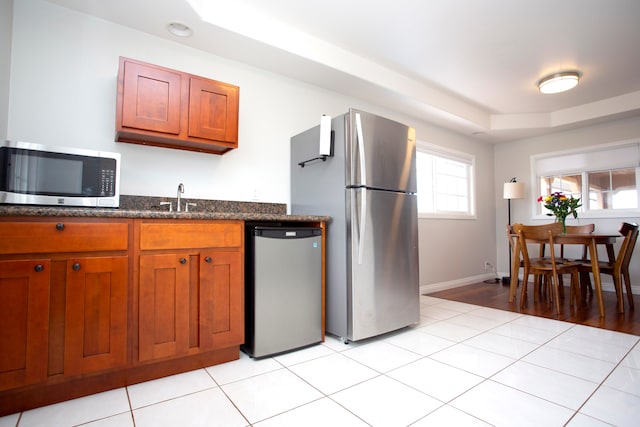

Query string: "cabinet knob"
[[56, 223, 65, 231], [72, 263, 81, 271], [205, 256, 212, 263], [34, 264, 44, 272], [179, 258, 187, 265]]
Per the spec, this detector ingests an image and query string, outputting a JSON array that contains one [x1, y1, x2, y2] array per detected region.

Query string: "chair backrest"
[[561, 223, 595, 259], [506, 224, 517, 249], [513, 223, 563, 267], [616, 222, 639, 271], [565, 224, 596, 234]]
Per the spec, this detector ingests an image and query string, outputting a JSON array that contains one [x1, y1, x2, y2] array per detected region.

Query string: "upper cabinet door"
[[188, 77, 239, 143], [120, 60, 182, 135]]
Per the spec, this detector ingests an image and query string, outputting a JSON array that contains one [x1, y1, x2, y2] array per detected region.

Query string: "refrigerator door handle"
[[355, 112, 367, 187], [357, 189, 366, 264], [354, 113, 367, 264]]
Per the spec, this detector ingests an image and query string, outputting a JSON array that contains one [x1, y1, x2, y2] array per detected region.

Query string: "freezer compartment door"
[[346, 109, 417, 193], [347, 188, 419, 341]]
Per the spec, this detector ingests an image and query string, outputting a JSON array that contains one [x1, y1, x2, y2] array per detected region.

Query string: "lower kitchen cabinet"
[[0, 216, 274, 416], [0, 218, 131, 385], [199, 250, 243, 350], [64, 256, 128, 375], [0, 259, 50, 391], [136, 221, 244, 362], [138, 253, 191, 361]]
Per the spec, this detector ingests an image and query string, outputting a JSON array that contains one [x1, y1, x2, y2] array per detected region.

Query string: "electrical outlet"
[[484, 260, 491, 270]]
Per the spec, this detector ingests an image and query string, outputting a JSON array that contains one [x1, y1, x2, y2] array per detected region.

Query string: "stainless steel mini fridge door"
[[251, 229, 323, 358], [346, 109, 417, 193], [347, 187, 420, 341]]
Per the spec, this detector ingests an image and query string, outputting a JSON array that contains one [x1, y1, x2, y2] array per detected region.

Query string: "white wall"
[[0, 0, 12, 139], [417, 127, 498, 291], [494, 116, 640, 292], [7, 0, 498, 290]]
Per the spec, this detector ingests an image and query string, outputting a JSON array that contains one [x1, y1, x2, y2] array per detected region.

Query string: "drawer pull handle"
[[179, 258, 187, 265], [72, 263, 81, 271], [34, 264, 44, 272], [56, 223, 65, 231], [205, 256, 212, 263]]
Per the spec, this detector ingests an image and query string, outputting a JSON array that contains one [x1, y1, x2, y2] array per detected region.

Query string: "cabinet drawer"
[[139, 221, 242, 250], [0, 221, 129, 255]]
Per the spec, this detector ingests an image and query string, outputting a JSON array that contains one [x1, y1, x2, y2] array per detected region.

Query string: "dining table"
[[509, 231, 620, 317]]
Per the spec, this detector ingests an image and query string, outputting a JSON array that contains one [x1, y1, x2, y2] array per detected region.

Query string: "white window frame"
[[531, 139, 640, 219], [416, 141, 476, 219]]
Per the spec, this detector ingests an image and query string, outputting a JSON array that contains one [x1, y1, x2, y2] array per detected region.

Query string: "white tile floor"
[[3, 296, 640, 426]]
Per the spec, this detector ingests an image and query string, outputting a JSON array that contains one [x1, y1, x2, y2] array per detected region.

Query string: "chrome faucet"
[[177, 183, 184, 212]]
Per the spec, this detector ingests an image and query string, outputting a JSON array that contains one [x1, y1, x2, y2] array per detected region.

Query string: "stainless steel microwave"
[[0, 141, 120, 208]]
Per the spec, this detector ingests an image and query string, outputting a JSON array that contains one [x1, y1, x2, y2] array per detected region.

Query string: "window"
[[416, 142, 475, 218], [534, 140, 640, 217]]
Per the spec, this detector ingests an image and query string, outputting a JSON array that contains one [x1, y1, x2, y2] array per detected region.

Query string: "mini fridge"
[[243, 225, 323, 358]]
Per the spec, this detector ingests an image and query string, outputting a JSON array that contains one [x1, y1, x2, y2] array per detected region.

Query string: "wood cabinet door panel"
[[64, 256, 128, 376], [188, 77, 239, 143], [138, 254, 190, 361], [199, 251, 243, 350], [0, 260, 50, 391], [121, 61, 182, 134]]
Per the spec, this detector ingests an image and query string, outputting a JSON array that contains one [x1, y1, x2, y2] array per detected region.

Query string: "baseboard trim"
[[421, 274, 639, 295], [420, 274, 499, 294]]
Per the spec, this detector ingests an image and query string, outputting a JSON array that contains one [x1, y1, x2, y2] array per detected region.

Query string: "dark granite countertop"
[[0, 195, 331, 223]]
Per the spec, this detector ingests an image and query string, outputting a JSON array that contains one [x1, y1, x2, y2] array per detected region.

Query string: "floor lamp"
[[503, 178, 525, 285]]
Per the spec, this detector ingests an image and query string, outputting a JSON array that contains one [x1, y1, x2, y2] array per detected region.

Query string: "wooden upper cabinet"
[[120, 61, 182, 135], [116, 57, 239, 155], [188, 76, 239, 143]]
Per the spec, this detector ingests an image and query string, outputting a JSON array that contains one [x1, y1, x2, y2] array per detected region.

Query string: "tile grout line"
[[565, 338, 640, 425]]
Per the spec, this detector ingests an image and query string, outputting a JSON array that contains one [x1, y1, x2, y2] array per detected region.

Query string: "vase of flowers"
[[537, 192, 582, 233]]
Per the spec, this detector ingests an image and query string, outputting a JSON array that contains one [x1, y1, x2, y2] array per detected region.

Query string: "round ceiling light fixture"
[[537, 71, 581, 94], [167, 22, 193, 37]]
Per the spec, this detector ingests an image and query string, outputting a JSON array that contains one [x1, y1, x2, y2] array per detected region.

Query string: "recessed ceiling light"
[[167, 22, 193, 37], [537, 71, 581, 94]]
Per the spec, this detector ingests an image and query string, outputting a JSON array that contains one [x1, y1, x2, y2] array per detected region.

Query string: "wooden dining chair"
[[621, 223, 639, 311], [555, 223, 595, 292], [505, 224, 520, 279], [506, 224, 548, 300], [514, 223, 581, 314], [578, 222, 638, 313]]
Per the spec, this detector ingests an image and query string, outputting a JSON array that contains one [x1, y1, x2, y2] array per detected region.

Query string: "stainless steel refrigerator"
[[290, 108, 419, 342]]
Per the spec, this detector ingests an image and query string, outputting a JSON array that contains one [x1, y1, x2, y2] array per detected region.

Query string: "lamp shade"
[[503, 182, 525, 200]]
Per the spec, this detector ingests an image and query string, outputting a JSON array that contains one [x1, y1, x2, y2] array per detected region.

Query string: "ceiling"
[[45, 0, 640, 142]]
